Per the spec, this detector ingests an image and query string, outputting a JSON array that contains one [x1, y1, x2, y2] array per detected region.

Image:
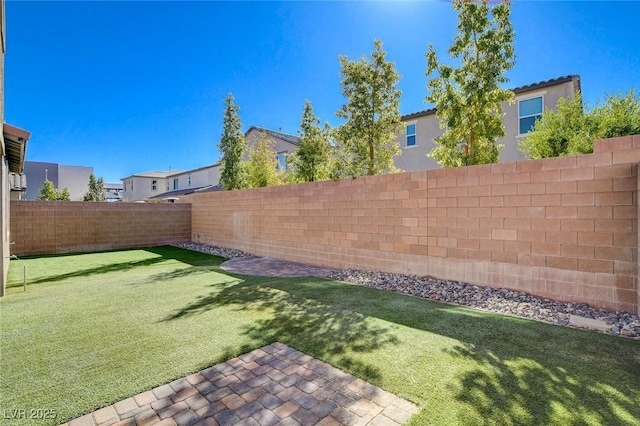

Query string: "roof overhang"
[[401, 74, 581, 121], [3, 124, 30, 174]]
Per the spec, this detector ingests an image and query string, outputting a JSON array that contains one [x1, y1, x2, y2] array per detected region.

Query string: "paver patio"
[[61, 342, 417, 426]]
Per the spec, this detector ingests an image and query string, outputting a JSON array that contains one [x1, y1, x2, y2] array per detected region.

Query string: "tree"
[[334, 39, 403, 177], [38, 180, 71, 201], [519, 88, 640, 159], [218, 93, 247, 190], [592, 88, 640, 139], [245, 132, 284, 188], [289, 100, 333, 182], [518, 92, 595, 158], [84, 173, 106, 201], [426, 0, 515, 167]]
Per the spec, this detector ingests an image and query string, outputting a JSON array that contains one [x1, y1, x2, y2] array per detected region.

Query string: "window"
[[406, 123, 416, 147], [166, 181, 170, 191], [518, 96, 543, 135], [173, 179, 179, 190], [151, 180, 157, 191], [277, 153, 287, 172], [188, 175, 192, 186]]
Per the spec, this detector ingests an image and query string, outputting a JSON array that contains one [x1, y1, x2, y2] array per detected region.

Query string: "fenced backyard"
[[3, 135, 640, 424], [184, 135, 640, 315], [2, 246, 638, 425]]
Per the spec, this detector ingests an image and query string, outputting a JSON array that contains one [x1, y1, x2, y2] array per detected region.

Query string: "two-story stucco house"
[[394, 75, 581, 172], [151, 163, 222, 201], [244, 126, 300, 172], [123, 126, 299, 202], [121, 170, 181, 202]]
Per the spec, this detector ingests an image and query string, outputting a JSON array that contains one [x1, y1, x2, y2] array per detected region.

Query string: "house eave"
[[401, 74, 581, 121], [3, 124, 31, 174]]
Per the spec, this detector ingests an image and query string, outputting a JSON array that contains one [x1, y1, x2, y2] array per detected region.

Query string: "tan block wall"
[[10, 201, 191, 256], [186, 135, 640, 314]]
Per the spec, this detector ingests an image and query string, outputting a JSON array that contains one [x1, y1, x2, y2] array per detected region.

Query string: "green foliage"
[[289, 100, 333, 183], [519, 93, 595, 158], [245, 132, 284, 188], [335, 39, 403, 177], [426, 0, 515, 167], [218, 93, 248, 190], [83, 173, 106, 201], [519, 89, 640, 159], [38, 179, 71, 201], [59, 187, 71, 201], [592, 88, 640, 139], [38, 180, 58, 200]]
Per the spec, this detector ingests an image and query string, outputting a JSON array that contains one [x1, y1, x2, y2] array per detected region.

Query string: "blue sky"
[[5, 1, 640, 183]]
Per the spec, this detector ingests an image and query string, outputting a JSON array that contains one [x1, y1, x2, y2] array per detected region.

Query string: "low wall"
[[10, 201, 191, 256], [185, 136, 640, 314]]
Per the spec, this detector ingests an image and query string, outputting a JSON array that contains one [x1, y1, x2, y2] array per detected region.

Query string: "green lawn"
[[1, 246, 638, 425]]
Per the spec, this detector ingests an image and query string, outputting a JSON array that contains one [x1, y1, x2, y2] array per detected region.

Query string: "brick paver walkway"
[[220, 257, 334, 278], [62, 343, 417, 426]]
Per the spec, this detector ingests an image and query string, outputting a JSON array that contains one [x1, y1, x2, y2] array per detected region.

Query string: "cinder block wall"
[[10, 201, 191, 256], [186, 136, 640, 314]]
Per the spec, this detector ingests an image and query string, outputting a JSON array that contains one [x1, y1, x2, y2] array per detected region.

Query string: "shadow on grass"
[[163, 277, 399, 382], [137, 266, 234, 284], [9, 246, 223, 287], [446, 342, 640, 425], [24, 256, 168, 285], [167, 275, 640, 424]]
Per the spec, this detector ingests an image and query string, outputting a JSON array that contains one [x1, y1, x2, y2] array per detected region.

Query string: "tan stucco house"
[[124, 126, 299, 201], [244, 126, 300, 172], [394, 75, 581, 172], [121, 170, 181, 202]]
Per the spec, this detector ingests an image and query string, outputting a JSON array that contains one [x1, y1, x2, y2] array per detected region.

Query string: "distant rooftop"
[[168, 163, 220, 176], [123, 127, 299, 183], [248, 126, 299, 145], [148, 183, 223, 200], [402, 74, 581, 121], [121, 170, 182, 180]]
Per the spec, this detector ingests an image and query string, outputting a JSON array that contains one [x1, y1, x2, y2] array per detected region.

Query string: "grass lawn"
[[1, 246, 639, 425]]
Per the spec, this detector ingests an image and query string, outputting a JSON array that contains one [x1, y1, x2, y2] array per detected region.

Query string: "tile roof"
[[148, 187, 204, 199], [247, 126, 300, 145], [511, 74, 580, 95], [148, 184, 223, 199], [402, 74, 581, 121]]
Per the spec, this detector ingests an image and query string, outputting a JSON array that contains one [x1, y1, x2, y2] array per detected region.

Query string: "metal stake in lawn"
[[23, 265, 26, 292]]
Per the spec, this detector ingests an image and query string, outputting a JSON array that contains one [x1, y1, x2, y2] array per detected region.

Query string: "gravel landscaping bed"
[[176, 242, 640, 339], [326, 269, 640, 339], [177, 241, 253, 260]]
